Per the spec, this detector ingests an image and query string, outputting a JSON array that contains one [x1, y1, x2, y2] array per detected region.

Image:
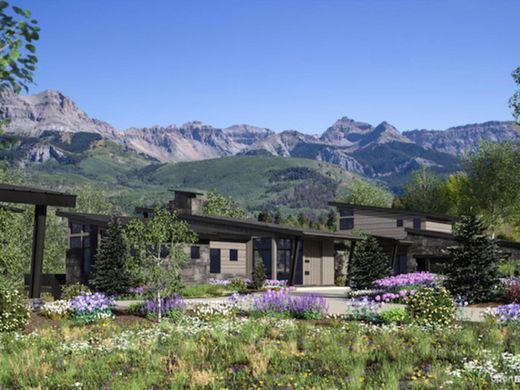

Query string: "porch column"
[[346, 240, 356, 286], [30, 205, 47, 298], [288, 237, 301, 286]]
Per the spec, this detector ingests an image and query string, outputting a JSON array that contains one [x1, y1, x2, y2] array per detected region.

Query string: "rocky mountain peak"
[[320, 117, 374, 146]]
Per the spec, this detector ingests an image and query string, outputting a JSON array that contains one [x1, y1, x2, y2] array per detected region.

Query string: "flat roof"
[[329, 201, 455, 222], [0, 183, 76, 207]]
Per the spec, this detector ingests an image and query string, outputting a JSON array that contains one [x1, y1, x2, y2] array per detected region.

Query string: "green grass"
[[181, 284, 237, 298], [1, 315, 519, 389]]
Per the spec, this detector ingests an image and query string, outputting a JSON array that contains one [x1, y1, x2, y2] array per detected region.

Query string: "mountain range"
[[1, 89, 519, 192]]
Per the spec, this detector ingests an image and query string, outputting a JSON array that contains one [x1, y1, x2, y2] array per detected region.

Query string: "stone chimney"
[[168, 189, 205, 215]]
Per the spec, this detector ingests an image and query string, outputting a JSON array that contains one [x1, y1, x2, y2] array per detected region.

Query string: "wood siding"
[[321, 240, 335, 285], [338, 208, 417, 239], [209, 241, 247, 276], [424, 221, 452, 233]]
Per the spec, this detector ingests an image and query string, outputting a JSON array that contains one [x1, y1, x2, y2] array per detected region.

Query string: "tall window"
[[276, 238, 292, 280], [413, 218, 422, 229]]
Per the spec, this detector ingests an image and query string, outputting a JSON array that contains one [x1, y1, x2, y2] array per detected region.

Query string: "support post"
[[30, 205, 47, 298], [288, 237, 301, 286], [391, 242, 399, 274]]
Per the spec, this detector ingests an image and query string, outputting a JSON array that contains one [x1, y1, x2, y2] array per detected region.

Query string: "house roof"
[[328, 202, 455, 222], [56, 210, 361, 242], [0, 183, 76, 207], [405, 227, 520, 248]]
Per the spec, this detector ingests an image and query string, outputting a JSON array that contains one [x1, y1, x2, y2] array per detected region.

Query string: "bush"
[[406, 287, 455, 327], [380, 307, 408, 324], [230, 277, 247, 292], [0, 287, 30, 332], [506, 280, 520, 303], [499, 259, 520, 277], [252, 261, 266, 290], [61, 283, 91, 300]]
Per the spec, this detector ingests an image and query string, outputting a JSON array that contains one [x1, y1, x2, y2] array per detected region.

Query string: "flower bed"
[[140, 295, 187, 319], [70, 293, 115, 325], [250, 288, 327, 319]]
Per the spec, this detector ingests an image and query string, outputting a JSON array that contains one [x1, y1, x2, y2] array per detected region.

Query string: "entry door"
[[210, 248, 221, 274], [303, 241, 322, 285]]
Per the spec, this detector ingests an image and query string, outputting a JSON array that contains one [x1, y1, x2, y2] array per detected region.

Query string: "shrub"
[[252, 261, 266, 290], [61, 283, 91, 300], [348, 235, 391, 289], [380, 307, 408, 324], [230, 277, 247, 292], [41, 300, 72, 320], [0, 287, 30, 332], [141, 295, 186, 319], [506, 280, 520, 303], [406, 287, 455, 327], [345, 296, 381, 322], [499, 259, 519, 277], [70, 292, 114, 325]]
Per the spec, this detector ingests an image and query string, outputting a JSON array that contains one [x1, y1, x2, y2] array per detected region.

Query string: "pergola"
[[0, 183, 76, 298]]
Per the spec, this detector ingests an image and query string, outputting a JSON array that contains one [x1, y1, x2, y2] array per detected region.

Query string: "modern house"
[[330, 202, 520, 273], [57, 190, 359, 287]]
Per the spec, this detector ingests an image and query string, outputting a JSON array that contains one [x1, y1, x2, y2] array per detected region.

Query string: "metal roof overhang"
[[0, 183, 76, 207]]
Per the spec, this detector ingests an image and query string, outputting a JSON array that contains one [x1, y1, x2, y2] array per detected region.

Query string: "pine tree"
[[348, 235, 391, 289], [91, 217, 132, 295], [444, 215, 504, 303]]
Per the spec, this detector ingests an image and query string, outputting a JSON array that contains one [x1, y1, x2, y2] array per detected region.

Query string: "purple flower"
[[251, 288, 327, 318], [141, 295, 186, 316], [373, 272, 443, 288], [71, 292, 115, 314]]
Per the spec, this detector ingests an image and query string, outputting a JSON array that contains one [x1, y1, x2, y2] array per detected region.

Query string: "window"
[[396, 219, 403, 227], [339, 208, 354, 217], [210, 248, 221, 273], [70, 223, 82, 234], [229, 249, 238, 261], [190, 246, 200, 259], [70, 237, 82, 248], [413, 218, 422, 229], [339, 218, 354, 230], [276, 238, 292, 280]]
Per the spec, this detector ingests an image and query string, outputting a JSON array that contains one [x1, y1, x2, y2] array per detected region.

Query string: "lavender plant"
[[140, 295, 186, 320], [250, 289, 327, 319]]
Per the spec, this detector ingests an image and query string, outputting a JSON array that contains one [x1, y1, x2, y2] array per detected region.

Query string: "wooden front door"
[[303, 241, 322, 285]]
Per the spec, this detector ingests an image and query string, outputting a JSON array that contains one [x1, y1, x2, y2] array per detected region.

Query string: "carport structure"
[[0, 184, 76, 298]]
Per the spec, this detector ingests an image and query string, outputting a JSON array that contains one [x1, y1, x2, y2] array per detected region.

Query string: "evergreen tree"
[[252, 261, 266, 289], [348, 235, 391, 289], [444, 215, 504, 303], [273, 210, 282, 225], [326, 209, 337, 231], [91, 217, 132, 295]]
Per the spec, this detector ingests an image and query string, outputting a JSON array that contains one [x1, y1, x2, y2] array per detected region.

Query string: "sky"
[[16, 0, 520, 134]]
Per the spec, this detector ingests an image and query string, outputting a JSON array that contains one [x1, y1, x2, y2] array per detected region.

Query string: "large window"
[[276, 238, 292, 280], [253, 238, 272, 279]]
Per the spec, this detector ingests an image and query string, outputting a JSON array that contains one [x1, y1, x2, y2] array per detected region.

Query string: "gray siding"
[[338, 208, 421, 239]]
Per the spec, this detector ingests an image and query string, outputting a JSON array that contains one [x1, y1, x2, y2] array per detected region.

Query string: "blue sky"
[[17, 0, 520, 134]]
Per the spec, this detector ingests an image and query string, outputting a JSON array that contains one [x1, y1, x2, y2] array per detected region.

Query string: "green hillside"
[[140, 155, 364, 213], [15, 140, 368, 214]]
